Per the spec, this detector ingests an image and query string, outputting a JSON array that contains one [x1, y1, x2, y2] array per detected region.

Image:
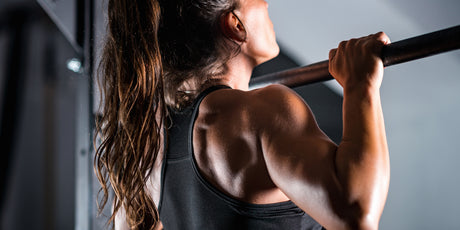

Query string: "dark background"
[[0, 0, 342, 229]]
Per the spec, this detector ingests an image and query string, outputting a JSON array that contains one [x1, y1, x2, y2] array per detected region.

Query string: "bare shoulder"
[[251, 83, 301, 100], [199, 84, 324, 151], [202, 84, 311, 126], [250, 84, 311, 114], [194, 84, 314, 203], [250, 84, 318, 135]]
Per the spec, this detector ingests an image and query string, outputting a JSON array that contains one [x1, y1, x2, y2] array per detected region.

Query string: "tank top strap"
[[187, 84, 231, 155], [192, 85, 232, 112]]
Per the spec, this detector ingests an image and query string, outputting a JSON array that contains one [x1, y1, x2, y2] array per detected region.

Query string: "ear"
[[220, 12, 246, 42]]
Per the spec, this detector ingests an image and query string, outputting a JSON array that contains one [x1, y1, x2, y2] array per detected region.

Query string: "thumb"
[[375, 31, 391, 45]]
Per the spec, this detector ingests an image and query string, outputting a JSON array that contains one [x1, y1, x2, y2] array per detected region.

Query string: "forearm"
[[335, 86, 390, 228]]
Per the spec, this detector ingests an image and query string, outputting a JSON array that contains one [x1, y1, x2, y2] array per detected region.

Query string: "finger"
[[329, 48, 337, 61], [345, 38, 358, 52], [364, 32, 389, 54], [334, 40, 348, 59], [328, 48, 338, 75], [338, 40, 347, 51]]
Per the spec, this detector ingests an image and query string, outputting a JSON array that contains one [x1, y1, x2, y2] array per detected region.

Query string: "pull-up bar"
[[249, 25, 460, 89]]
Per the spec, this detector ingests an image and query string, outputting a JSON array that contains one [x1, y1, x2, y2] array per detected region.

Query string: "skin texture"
[[116, 0, 390, 229]]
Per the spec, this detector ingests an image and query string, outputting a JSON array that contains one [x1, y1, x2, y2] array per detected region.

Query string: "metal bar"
[[249, 25, 460, 89]]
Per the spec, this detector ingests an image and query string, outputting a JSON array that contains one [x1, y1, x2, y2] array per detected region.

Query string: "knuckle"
[[355, 37, 365, 46], [348, 38, 358, 46], [375, 31, 389, 42], [328, 50, 334, 59], [374, 31, 384, 37]]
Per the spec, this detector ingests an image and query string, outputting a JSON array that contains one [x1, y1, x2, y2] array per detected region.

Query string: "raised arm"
[[258, 32, 390, 230]]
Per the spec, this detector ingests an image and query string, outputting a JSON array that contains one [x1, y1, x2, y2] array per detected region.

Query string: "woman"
[[95, 0, 391, 229]]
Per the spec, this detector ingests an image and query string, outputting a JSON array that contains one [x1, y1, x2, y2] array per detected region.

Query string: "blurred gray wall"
[[268, 0, 460, 229], [0, 4, 79, 230]]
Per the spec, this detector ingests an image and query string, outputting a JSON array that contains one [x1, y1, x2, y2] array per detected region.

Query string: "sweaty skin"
[[194, 31, 390, 228], [115, 0, 390, 229]]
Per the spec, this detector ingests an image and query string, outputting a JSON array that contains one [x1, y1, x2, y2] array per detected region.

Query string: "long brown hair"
[[94, 0, 240, 229]]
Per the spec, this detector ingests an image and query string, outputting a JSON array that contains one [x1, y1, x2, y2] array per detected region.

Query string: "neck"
[[214, 53, 256, 91]]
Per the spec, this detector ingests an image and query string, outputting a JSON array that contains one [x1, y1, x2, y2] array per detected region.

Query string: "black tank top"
[[158, 85, 324, 230]]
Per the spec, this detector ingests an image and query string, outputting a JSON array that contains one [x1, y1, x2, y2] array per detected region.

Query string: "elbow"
[[340, 206, 380, 230], [331, 201, 381, 230], [344, 214, 379, 230]]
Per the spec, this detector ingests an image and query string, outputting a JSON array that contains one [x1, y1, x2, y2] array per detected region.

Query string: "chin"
[[272, 44, 280, 57]]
